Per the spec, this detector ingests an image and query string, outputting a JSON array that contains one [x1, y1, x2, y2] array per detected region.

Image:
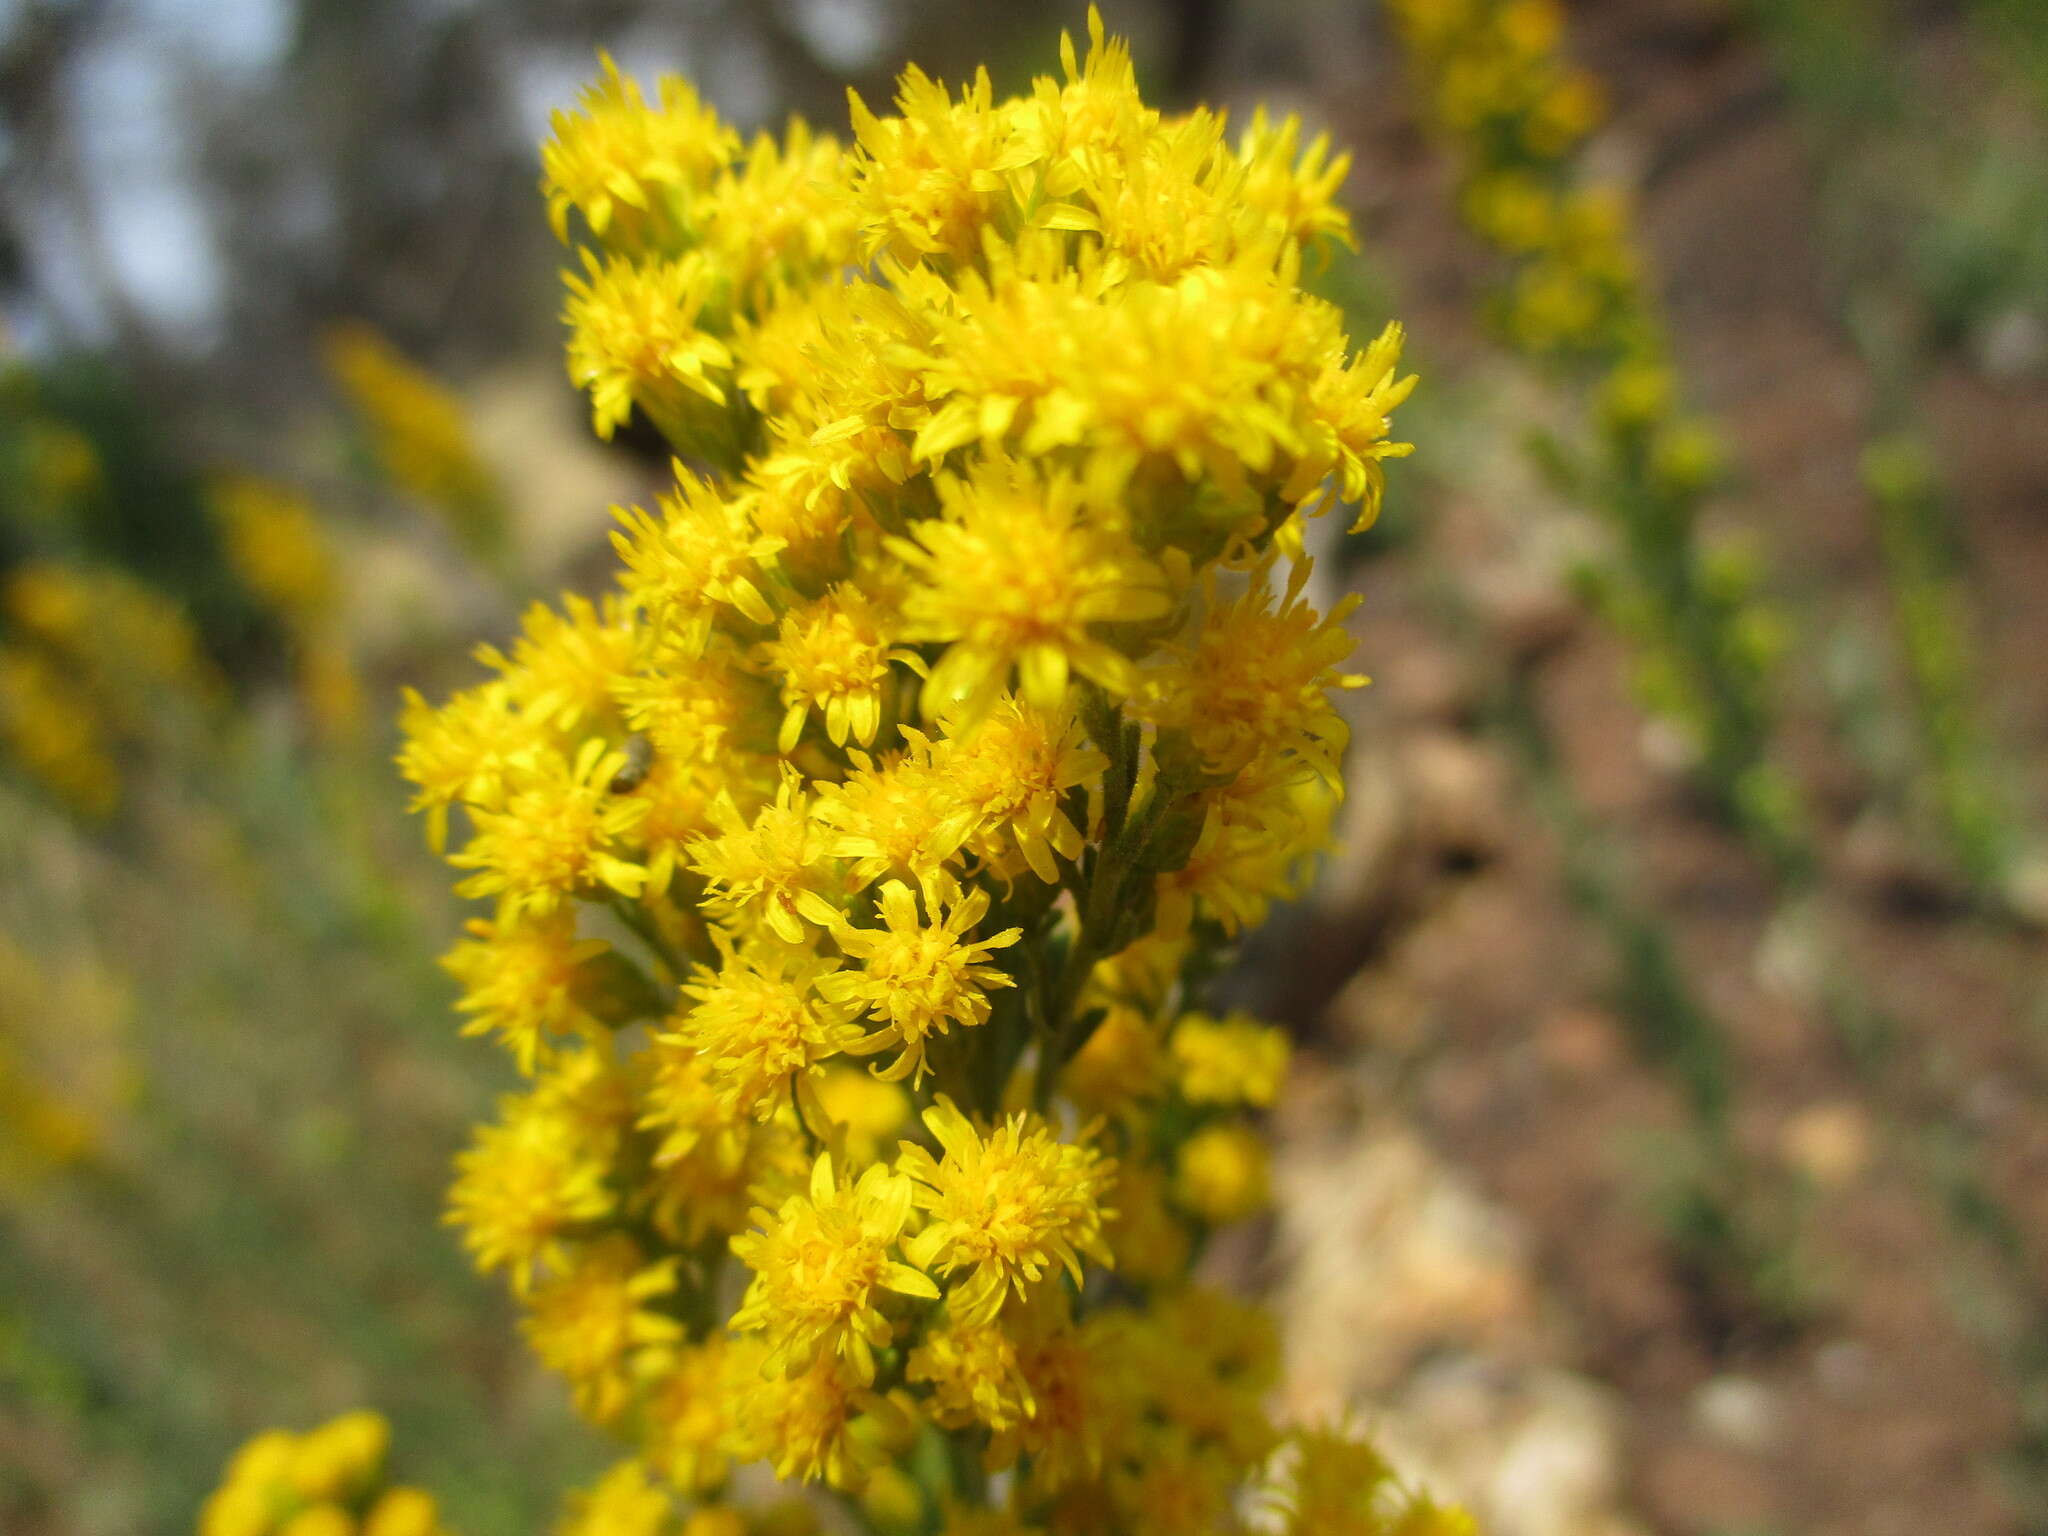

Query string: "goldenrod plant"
[[1385, 0, 1806, 877], [0, 933, 136, 1184], [211, 475, 364, 742], [1737, 0, 2041, 913], [1860, 436, 2019, 900], [394, 14, 1467, 1533], [200, 1412, 455, 1536], [0, 561, 221, 818], [324, 324, 506, 565]]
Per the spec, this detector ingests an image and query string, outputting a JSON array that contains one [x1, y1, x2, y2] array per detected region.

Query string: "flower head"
[[930, 697, 1105, 883], [564, 249, 734, 445], [1167, 1011, 1290, 1108], [687, 769, 841, 944], [1173, 1121, 1270, 1225], [730, 1153, 938, 1380], [520, 1234, 681, 1424], [541, 54, 736, 247], [450, 739, 649, 919], [893, 459, 1172, 721], [445, 1088, 614, 1287], [819, 881, 1020, 1084], [442, 912, 610, 1073], [762, 586, 917, 753], [669, 942, 862, 1120], [899, 1098, 1115, 1323]]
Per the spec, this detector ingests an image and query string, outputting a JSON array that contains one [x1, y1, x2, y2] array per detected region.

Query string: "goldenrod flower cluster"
[[199, 1411, 453, 1536], [0, 933, 135, 1182], [212, 474, 364, 739], [1386, 0, 1801, 862], [324, 323, 505, 560], [0, 561, 218, 818], [402, 15, 1460, 1531]]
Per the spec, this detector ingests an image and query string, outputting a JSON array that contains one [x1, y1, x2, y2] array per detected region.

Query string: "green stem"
[[607, 894, 687, 982]]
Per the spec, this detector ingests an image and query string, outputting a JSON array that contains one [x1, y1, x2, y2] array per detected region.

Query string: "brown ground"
[[1240, 4, 2048, 1534]]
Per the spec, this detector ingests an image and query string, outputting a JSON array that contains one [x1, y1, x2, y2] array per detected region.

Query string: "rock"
[[1778, 1100, 1874, 1190], [1812, 1339, 1878, 1403], [1473, 567, 1580, 662], [1384, 648, 1479, 727], [1401, 732, 1510, 863], [1999, 852, 2048, 929], [1637, 717, 1701, 778], [1690, 1374, 1784, 1454], [1536, 1008, 1626, 1081], [1840, 814, 1969, 912], [1318, 738, 1412, 915], [1276, 1128, 1538, 1405], [1382, 1363, 1648, 1536], [1975, 307, 2048, 380]]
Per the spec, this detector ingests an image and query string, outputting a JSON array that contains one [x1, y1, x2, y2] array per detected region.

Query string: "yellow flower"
[[1269, 1425, 1477, 1536], [286, 1409, 389, 1502], [812, 1064, 912, 1167], [1144, 558, 1363, 784], [701, 120, 857, 306], [323, 322, 499, 544], [1167, 1011, 1290, 1108], [1103, 1160, 1190, 1285], [927, 697, 1104, 883], [1153, 761, 1336, 937], [395, 679, 548, 852], [199, 1470, 276, 1536], [397, 12, 1438, 1524], [687, 770, 841, 944], [761, 586, 918, 753], [613, 473, 783, 654], [555, 1458, 676, 1536], [846, 62, 1036, 266], [0, 645, 119, 819], [563, 249, 735, 447], [638, 1336, 738, 1494], [445, 1084, 614, 1285], [1061, 1006, 1165, 1117], [899, 1098, 1115, 1324], [279, 1506, 352, 1536], [1233, 107, 1355, 256], [907, 1312, 1034, 1432], [893, 458, 1172, 720], [1172, 1121, 1269, 1224], [730, 1152, 938, 1381], [541, 53, 736, 248], [728, 1351, 902, 1490], [442, 913, 610, 1073], [670, 942, 862, 1120], [479, 594, 639, 736], [983, 1296, 1127, 1488], [819, 881, 1020, 1084], [210, 475, 338, 628], [637, 1037, 746, 1174], [811, 751, 973, 903], [612, 640, 775, 771], [618, 755, 737, 898], [450, 739, 650, 919], [521, 1234, 682, 1425], [363, 1487, 446, 1536]]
